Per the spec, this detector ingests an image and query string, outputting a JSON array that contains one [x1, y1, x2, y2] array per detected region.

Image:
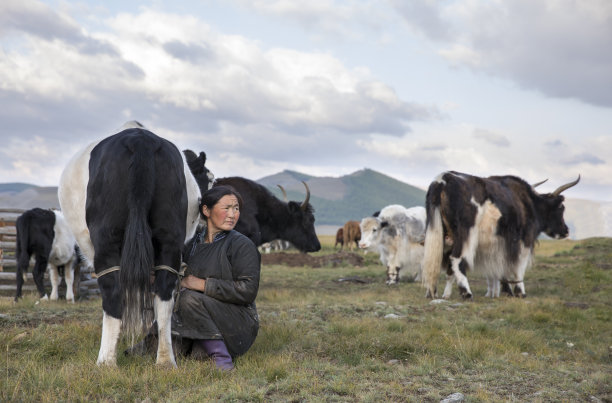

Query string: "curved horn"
[[300, 180, 311, 210], [551, 175, 581, 196], [531, 178, 548, 188], [277, 184, 288, 202]]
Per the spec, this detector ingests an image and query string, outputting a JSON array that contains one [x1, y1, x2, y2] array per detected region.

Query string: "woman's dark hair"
[[200, 185, 243, 218]]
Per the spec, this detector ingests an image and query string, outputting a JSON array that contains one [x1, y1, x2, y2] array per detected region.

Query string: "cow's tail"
[[120, 138, 157, 338], [422, 184, 444, 298]]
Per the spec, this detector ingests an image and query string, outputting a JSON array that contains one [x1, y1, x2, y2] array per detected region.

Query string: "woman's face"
[[203, 194, 240, 233]]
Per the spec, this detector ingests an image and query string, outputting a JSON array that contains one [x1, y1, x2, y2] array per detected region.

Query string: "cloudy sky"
[[1, 0, 610, 201]]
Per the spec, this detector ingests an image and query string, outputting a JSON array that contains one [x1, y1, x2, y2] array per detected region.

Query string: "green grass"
[[1, 238, 610, 402]]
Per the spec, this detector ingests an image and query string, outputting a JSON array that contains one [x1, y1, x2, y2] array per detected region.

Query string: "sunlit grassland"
[[0, 238, 610, 402]]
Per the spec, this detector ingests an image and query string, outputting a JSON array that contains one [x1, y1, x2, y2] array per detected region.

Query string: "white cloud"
[[472, 128, 510, 147], [395, 0, 612, 107], [237, 0, 391, 41]]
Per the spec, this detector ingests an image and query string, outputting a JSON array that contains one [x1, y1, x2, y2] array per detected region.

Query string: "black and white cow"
[[213, 177, 321, 253], [422, 171, 580, 300], [14, 208, 80, 303], [58, 121, 213, 367], [358, 205, 426, 284]]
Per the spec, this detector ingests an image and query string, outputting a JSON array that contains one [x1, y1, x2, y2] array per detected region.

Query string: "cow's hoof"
[[386, 281, 397, 286], [156, 359, 178, 369], [459, 288, 473, 300], [96, 359, 118, 367]]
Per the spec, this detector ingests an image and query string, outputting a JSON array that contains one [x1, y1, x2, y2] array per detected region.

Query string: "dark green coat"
[[172, 230, 260, 357]]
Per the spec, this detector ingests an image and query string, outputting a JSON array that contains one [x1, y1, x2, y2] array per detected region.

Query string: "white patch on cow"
[[119, 120, 146, 130], [48, 210, 77, 302], [153, 295, 177, 368], [58, 140, 99, 266], [97, 312, 122, 366], [181, 152, 203, 243], [49, 211, 76, 266]]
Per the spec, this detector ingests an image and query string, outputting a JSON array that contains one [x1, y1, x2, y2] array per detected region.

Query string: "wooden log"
[[0, 227, 16, 235], [0, 285, 36, 292], [0, 259, 17, 268], [0, 272, 37, 280], [0, 208, 26, 214], [0, 241, 16, 249], [80, 279, 99, 287], [0, 218, 18, 226]]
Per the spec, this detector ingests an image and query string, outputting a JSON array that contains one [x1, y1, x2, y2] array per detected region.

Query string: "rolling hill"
[[0, 183, 61, 210], [256, 168, 426, 227]]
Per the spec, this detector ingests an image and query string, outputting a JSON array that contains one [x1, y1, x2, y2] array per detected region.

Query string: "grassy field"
[[1, 237, 610, 402]]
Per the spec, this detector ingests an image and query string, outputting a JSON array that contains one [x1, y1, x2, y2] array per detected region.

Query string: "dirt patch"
[[261, 251, 364, 268]]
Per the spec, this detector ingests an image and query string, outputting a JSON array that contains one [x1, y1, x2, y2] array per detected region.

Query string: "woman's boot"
[[197, 339, 234, 371]]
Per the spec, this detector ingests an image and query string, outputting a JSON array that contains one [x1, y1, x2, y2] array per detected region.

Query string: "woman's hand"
[[181, 274, 206, 292]]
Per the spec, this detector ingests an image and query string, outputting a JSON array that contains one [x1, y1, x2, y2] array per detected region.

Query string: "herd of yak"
[[11, 121, 579, 367]]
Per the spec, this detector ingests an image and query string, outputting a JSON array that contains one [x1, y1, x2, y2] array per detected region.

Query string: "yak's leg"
[[448, 257, 472, 299], [386, 265, 400, 285], [491, 278, 501, 298], [442, 273, 456, 299], [446, 225, 479, 299], [513, 282, 526, 297], [500, 280, 513, 296], [49, 265, 60, 300], [484, 277, 501, 298], [484, 277, 492, 298], [508, 246, 531, 298], [485, 277, 496, 298]]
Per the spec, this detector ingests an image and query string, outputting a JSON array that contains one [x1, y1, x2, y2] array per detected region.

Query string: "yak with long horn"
[[212, 176, 321, 253]]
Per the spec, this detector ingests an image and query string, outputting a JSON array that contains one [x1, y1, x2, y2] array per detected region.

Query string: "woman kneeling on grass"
[[127, 185, 261, 371]]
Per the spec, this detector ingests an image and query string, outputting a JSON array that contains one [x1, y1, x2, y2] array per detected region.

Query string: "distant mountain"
[[1, 171, 610, 240], [0, 183, 60, 210], [257, 168, 426, 226]]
